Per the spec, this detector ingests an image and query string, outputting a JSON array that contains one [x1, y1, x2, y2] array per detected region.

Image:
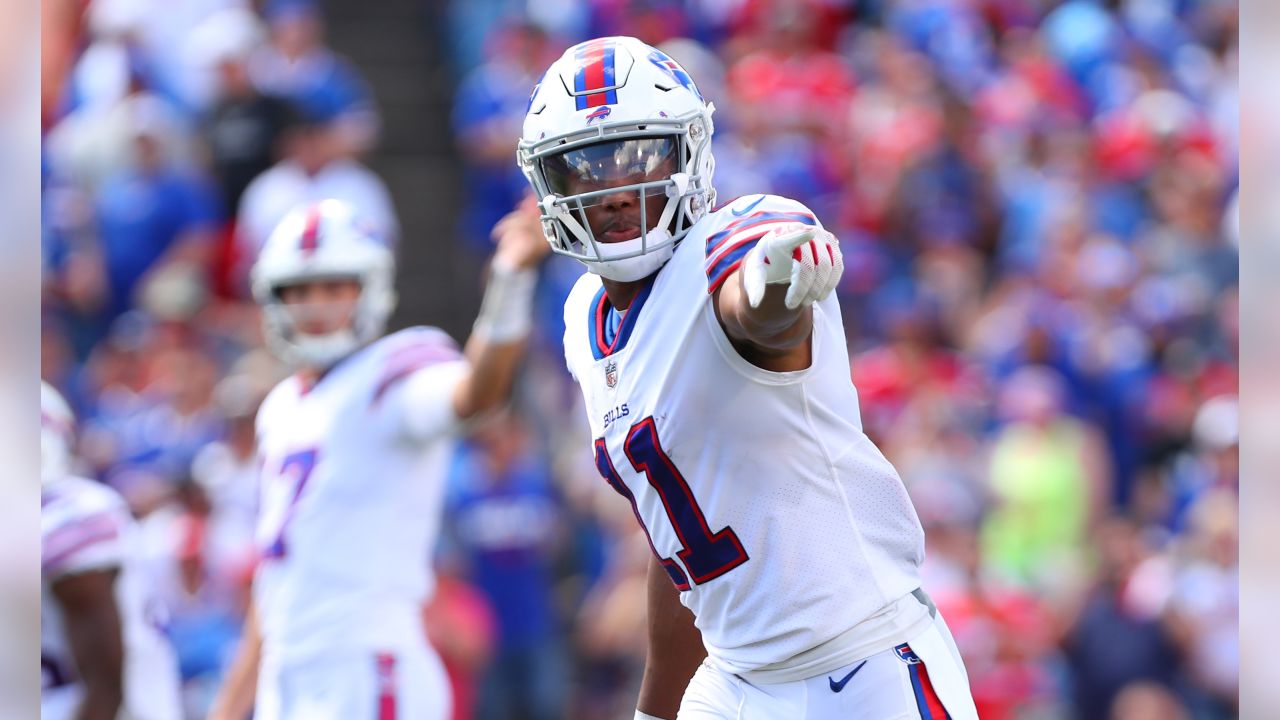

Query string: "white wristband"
[[472, 257, 537, 343], [634, 712, 665, 720]]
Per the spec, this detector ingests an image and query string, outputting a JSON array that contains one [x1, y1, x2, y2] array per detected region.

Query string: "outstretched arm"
[[636, 556, 707, 720], [713, 223, 843, 373]]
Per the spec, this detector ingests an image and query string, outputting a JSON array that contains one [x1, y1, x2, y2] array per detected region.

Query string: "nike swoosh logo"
[[730, 195, 765, 216], [828, 660, 868, 693]]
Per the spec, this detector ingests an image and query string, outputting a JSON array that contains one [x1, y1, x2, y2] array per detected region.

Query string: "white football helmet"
[[250, 199, 396, 368], [518, 36, 716, 281], [41, 381, 75, 484]]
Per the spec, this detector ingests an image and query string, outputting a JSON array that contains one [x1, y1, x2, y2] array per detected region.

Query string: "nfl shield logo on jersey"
[[605, 359, 619, 388]]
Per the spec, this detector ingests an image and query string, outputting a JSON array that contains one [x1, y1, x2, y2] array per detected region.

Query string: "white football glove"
[[741, 222, 844, 310]]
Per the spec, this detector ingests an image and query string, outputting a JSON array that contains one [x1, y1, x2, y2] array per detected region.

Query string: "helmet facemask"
[[520, 109, 716, 281]]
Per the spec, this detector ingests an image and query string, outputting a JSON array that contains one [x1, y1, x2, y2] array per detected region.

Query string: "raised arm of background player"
[[448, 196, 550, 421], [636, 223, 845, 720], [207, 199, 549, 720], [52, 569, 125, 720]]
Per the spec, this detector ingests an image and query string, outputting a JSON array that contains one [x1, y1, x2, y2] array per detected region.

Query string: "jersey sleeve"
[[703, 195, 822, 294], [561, 273, 603, 383], [371, 328, 469, 441], [561, 323, 577, 383], [42, 490, 128, 580], [255, 378, 291, 440]]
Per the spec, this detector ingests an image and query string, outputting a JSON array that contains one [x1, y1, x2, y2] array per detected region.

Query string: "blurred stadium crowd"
[[40, 0, 1238, 718]]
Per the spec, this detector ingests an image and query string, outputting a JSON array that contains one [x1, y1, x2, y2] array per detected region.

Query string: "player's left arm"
[[713, 222, 844, 372], [52, 569, 125, 720], [636, 555, 706, 720]]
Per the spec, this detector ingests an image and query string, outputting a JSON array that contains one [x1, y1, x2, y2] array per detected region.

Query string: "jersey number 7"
[[262, 449, 318, 559], [595, 417, 749, 590]]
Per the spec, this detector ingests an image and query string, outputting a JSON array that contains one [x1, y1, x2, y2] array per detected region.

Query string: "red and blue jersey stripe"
[[370, 334, 462, 404], [42, 512, 121, 575], [573, 39, 619, 110], [897, 643, 952, 720], [703, 209, 817, 293], [376, 652, 398, 720]]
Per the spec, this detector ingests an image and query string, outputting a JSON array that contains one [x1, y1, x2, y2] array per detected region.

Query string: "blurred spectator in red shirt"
[[452, 21, 556, 254], [425, 567, 499, 720], [726, 0, 855, 143], [927, 521, 1065, 720]]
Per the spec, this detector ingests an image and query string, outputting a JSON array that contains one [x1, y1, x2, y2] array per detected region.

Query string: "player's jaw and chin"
[[267, 274, 376, 374], [577, 182, 671, 249]]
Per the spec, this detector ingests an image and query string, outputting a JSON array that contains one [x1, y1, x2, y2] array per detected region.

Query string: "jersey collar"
[[588, 275, 657, 361]]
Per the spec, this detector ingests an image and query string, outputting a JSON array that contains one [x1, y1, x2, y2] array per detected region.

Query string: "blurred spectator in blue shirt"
[[1062, 515, 1185, 720], [83, 338, 224, 492], [451, 21, 554, 254], [94, 122, 220, 319], [45, 97, 219, 352], [250, 0, 380, 156], [445, 409, 568, 720]]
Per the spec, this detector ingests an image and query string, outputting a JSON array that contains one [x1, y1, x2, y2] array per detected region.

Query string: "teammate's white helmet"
[[518, 36, 716, 281], [251, 199, 396, 368], [41, 381, 75, 484]]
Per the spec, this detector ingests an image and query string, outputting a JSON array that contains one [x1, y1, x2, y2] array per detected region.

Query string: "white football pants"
[[255, 644, 451, 720], [678, 612, 978, 720]]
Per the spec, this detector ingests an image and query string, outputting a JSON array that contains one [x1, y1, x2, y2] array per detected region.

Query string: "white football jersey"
[[563, 195, 927, 677], [41, 476, 182, 720], [252, 327, 467, 664]]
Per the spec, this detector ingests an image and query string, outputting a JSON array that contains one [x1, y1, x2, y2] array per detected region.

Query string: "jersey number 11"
[[595, 417, 749, 590]]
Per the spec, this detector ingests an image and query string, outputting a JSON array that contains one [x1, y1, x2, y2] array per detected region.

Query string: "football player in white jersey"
[[41, 381, 184, 720], [208, 198, 547, 720], [518, 37, 979, 720]]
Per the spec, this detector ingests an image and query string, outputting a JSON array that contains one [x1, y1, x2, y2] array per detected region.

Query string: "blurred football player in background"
[[41, 381, 184, 720], [208, 197, 547, 720], [520, 37, 978, 720]]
